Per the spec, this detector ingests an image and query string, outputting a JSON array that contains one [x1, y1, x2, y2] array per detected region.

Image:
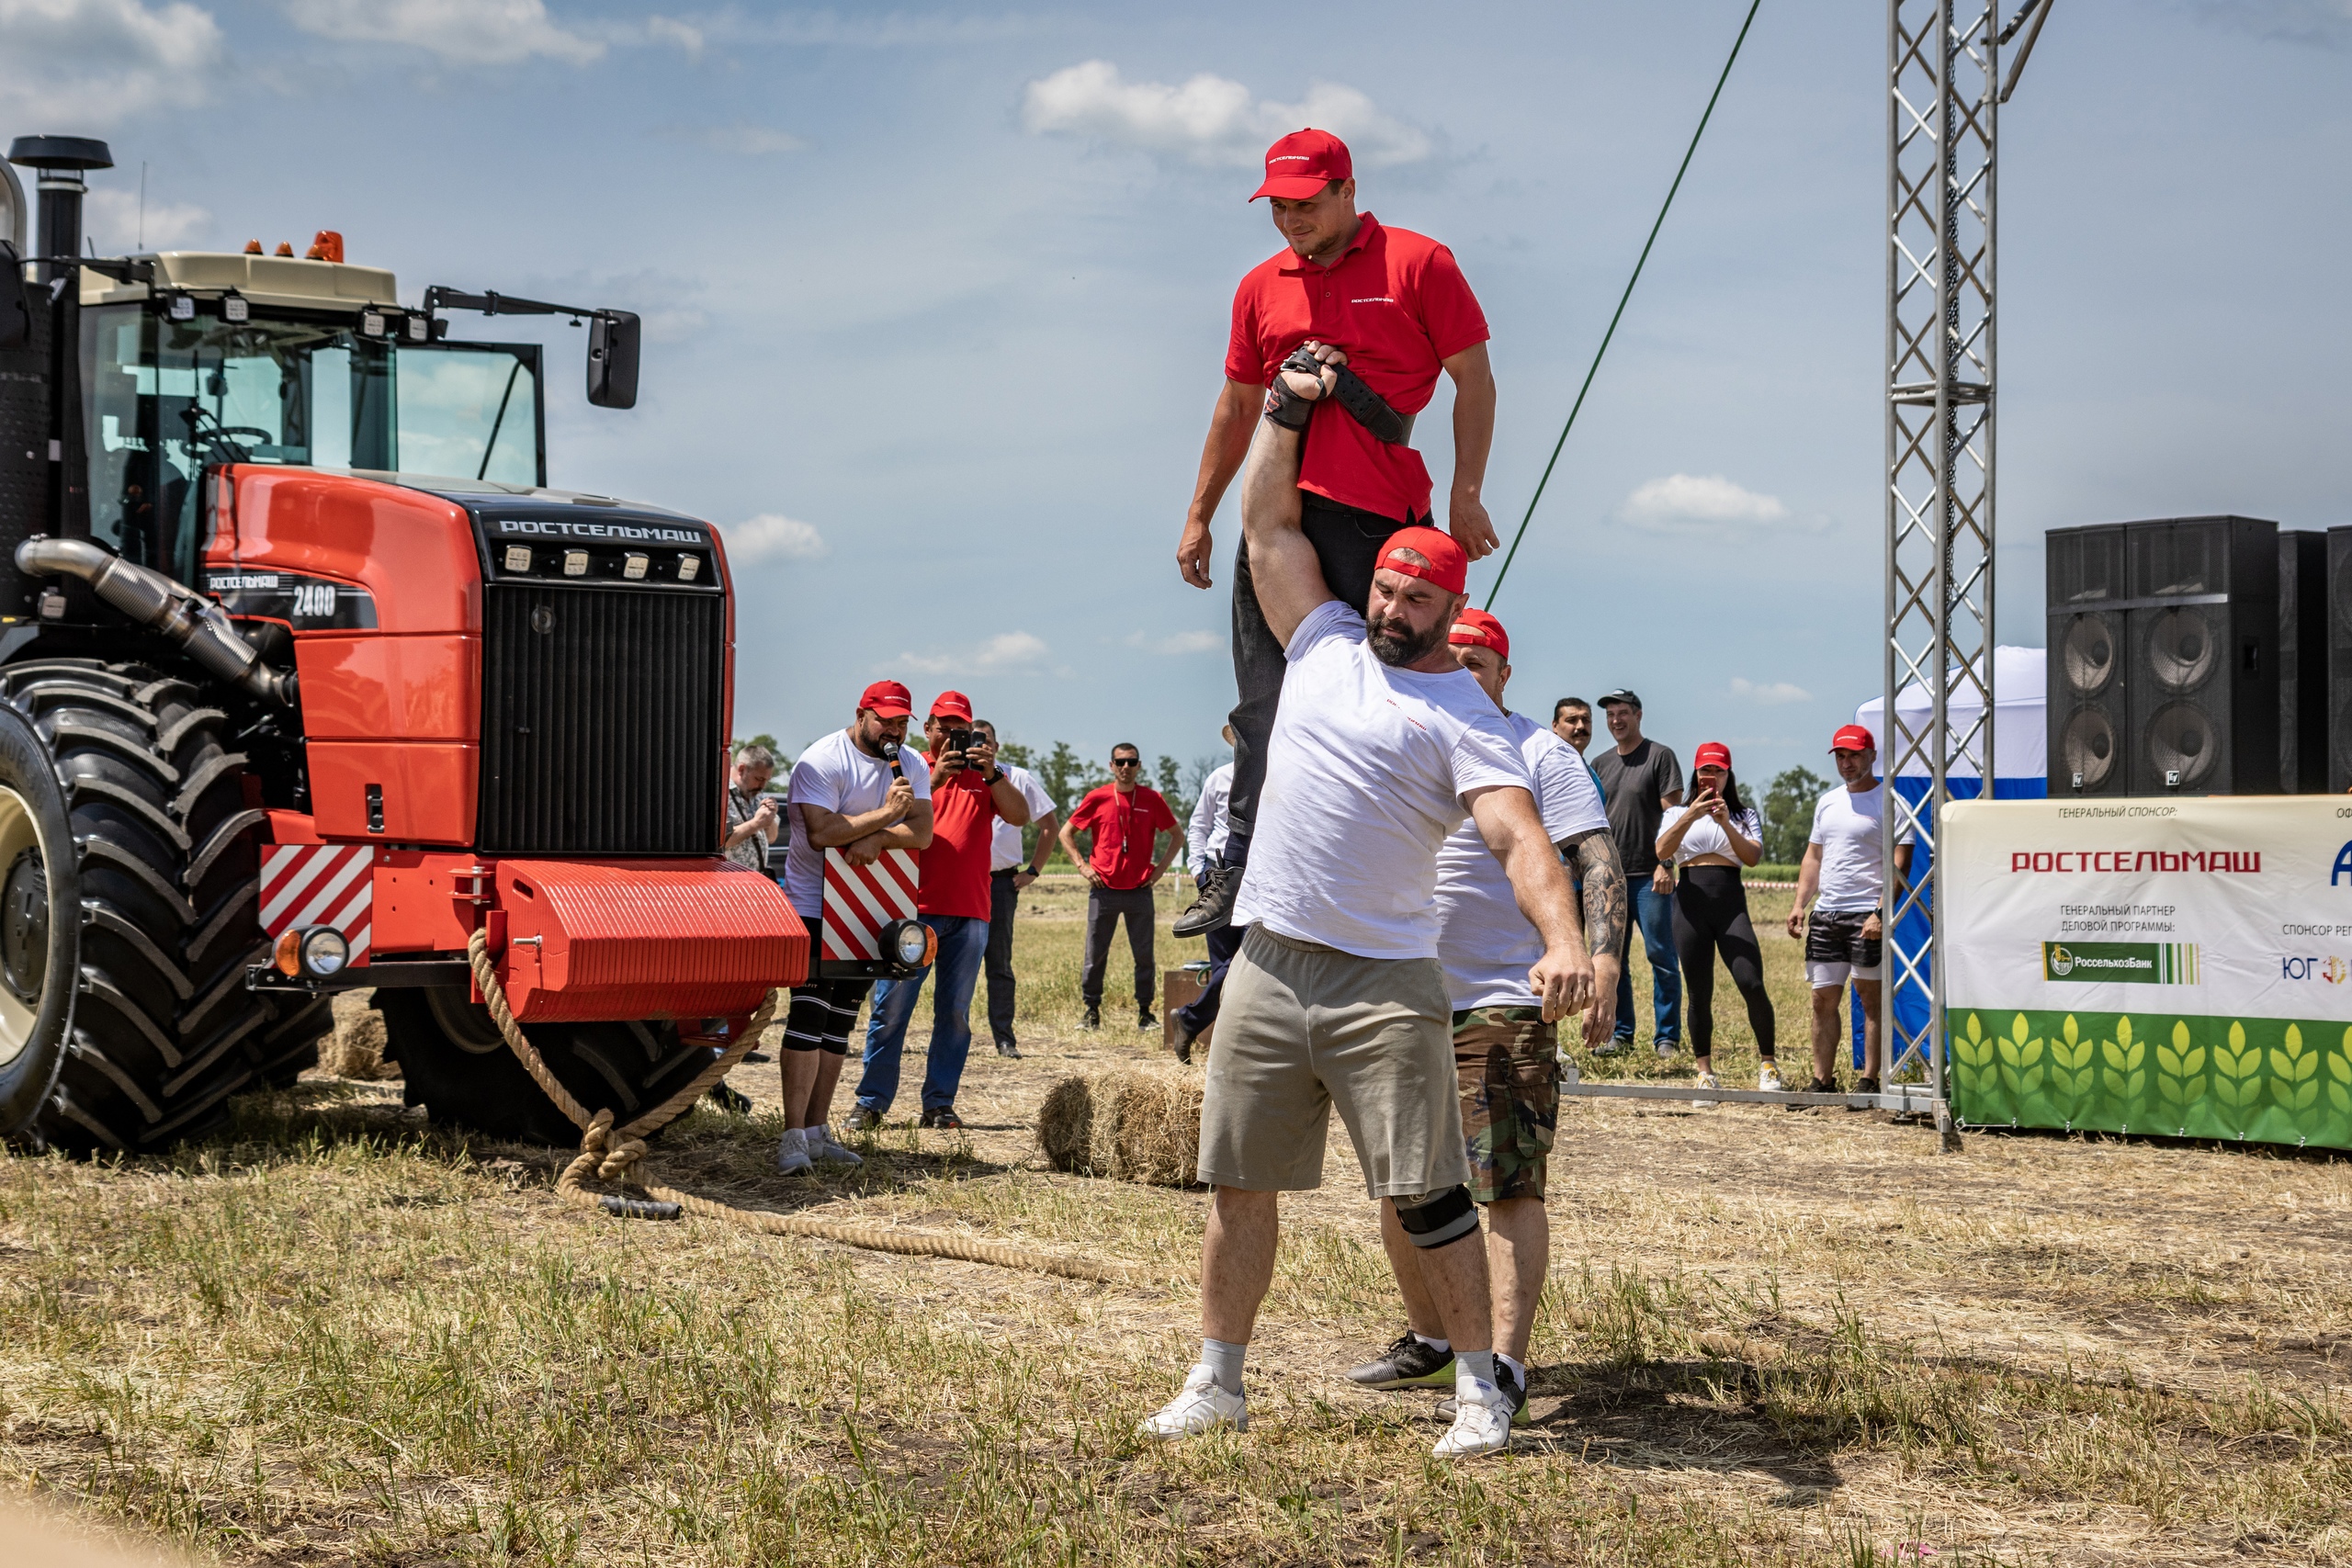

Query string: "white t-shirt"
[[1434, 711, 1611, 1010], [1188, 761, 1234, 866], [1809, 782, 1911, 912], [988, 764, 1057, 872], [1658, 803, 1764, 867], [783, 727, 934, 919], [1231, 601, 1532, 960]]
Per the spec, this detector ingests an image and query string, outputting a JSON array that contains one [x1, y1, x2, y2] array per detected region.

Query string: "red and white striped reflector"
[[820, 848, 918, 964], [260, 844, 374, 964]]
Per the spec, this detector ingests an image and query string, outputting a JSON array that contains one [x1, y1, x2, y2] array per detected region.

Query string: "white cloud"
[[897, 631, 1049, 677], [0, 0, 222, 128], [655, 123, 808, 156], [84, 187, 209, 250], [1729, 677, 1813, 706], [1021, 61, 1432, 170], [2191, 1, 2352, 47], [1620, 473, 1792, 532], [283, 0, 603, 66], [645, 13, 700, 57], [725, 513, 826, 562], [1125, 629, 1221, 656]]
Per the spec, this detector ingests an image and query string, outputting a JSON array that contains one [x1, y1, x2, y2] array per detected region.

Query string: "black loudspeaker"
[[2331, 527, 2352, 795], [2047, 516, 2278, 797], [2280, 532, 2328, 794]]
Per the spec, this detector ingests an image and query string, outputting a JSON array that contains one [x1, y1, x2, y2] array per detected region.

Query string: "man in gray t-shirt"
[[1589, 691, 1684, 1055]]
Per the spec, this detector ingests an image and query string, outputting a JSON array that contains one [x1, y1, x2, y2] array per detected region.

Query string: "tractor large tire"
[[0, 660, 334, 1152], [378, 985, 723, 1145]]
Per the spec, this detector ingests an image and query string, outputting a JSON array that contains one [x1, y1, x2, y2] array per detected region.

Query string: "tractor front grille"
[[477, 583, 725, 855]]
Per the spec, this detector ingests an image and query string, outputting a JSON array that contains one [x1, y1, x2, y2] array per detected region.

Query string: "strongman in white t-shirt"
[[1138, 343, 1592, 1461]]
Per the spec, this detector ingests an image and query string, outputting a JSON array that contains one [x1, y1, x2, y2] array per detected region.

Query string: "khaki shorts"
[[1196, 927, 1468, 1199], [1453, 1007, 1559, 1204]]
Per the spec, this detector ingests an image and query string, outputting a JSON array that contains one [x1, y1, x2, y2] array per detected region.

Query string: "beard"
[[1366, 606, 1447, 668]]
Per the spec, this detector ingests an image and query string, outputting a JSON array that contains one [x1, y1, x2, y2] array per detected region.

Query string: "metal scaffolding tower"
[[1885, 0, 2046, 1148]]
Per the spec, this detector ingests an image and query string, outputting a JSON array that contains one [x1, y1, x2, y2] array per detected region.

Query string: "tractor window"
[[394, 343, 542, 488]]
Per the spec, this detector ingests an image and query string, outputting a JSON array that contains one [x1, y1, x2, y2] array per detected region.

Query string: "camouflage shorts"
[[1452, 1006, 1559, 1204]]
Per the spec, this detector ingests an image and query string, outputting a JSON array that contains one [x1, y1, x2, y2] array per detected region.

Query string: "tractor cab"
[[75, 250, 565, 586]]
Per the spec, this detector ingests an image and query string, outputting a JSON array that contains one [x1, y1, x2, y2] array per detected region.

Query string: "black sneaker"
[[995, 1040, 1022, 1059], [848, 1107, 883, 1133], [1172, 863, 1241, 937], [705, 1082, 753, 1115], [1344, 1333, 1458, 1390], [1434, 1361, 1531, 1427], [1850, 1075, 1881, 1110], [1169, 1016, 1201, 1066], [1137, 1007, 1157, 1032], [1788, 1077, 1837, 1112], [919, 1107, 965, 1131], [1080, 1006, 1101, 1032]]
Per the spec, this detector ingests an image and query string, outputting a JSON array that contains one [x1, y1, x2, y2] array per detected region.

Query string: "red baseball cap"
[[1376, 525, 1468, 596], [930, 690, 974, 721], [1830, 723, 1875, 753], [1250, 128, 1352, 201], [1448, 606, 1510, 662], [858, 680, 912, 718], [1693, 741, 1733, 771]]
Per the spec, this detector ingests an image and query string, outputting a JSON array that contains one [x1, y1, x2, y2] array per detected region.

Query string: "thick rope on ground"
[[462, 929, 1138, 1286]]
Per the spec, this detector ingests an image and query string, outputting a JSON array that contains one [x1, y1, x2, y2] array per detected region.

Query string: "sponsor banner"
[[1943, 797, 2352, 1147]]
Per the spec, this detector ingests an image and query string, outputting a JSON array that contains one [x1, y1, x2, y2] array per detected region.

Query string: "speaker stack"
[[2280, 530, 2329, 794], [2331, 526, 2352, 794], [2046, 516, 2279, 797]]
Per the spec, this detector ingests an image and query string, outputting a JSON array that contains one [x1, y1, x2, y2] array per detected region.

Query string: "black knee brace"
[[1394, 1185, 1479, 1250]]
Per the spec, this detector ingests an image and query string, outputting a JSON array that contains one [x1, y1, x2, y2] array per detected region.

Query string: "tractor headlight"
[[622, 552, 649, 581], [562, 549, 589, 577], [676, 553, 700, 582], [274, 925, 350, 979], [882, 919, 933, 971]]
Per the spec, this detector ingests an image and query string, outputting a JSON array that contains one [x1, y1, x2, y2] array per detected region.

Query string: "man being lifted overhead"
[[1138, 344, 1590, 1461], [1173, 128, 1498, 939]]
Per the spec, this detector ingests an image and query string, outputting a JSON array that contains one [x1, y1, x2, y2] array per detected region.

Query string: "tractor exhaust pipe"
[[14, 537, 297, 706]]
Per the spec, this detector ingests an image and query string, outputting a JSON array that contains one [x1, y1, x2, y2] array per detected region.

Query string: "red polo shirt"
[[1069, 784, 1180, 891], [1224, 213, 1489, 525], [915, 757, 1001, 920]]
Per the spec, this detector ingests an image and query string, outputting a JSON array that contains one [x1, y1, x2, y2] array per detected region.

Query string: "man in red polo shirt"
[[852, 690, 1032, 1131], [1173, 127, 1497, 940], [1059, 742, 1182, 1032]]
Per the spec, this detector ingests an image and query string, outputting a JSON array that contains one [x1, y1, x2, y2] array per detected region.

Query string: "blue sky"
[[10, 0, 2350, 784]]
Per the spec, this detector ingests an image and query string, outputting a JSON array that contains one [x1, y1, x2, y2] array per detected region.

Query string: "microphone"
[[879, 739, 904, 779]]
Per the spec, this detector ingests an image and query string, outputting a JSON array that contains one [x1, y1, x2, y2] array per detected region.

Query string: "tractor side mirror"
[[586, 310, 639, 409], [0, 243, 30, 353]]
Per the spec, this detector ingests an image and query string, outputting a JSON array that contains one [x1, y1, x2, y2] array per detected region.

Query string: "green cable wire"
[[1484, 0, 1764, 610]]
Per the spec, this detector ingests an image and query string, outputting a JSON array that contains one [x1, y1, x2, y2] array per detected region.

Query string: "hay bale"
[[1035, 1064, 1202, 1187], [319, 992, 398, 1080]]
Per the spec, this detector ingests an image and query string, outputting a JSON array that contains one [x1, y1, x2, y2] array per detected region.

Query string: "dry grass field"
[[4, 873, 2349, 1566]]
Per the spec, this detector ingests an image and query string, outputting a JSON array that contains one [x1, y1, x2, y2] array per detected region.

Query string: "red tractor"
[[0, 135, 807, 1151]]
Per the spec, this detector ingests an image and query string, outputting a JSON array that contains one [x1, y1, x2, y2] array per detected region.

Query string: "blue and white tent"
[[1846, 646, 2047, 1066]]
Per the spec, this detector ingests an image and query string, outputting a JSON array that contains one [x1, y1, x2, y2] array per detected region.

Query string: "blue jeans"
[[1612, 879, 1683, 1044], [856, 913, 989, 1116]]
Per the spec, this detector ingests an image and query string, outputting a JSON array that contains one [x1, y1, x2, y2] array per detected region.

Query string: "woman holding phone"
[[1655, 742, 1779, 1096]]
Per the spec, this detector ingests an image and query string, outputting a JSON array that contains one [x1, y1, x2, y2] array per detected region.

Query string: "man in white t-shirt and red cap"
[[1340, 604, 1615, 1429], [1788, 724, 1915, 1098], [1138, 344, 1590, 1461]]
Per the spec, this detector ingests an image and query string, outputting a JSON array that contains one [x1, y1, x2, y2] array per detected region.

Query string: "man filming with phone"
[[853, 691, 1031, 1132]]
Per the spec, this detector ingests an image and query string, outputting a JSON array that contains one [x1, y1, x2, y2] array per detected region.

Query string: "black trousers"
[[1671, 865, 1776, 1059], [1224, 491, 1418, 867], [985, 868, 1021, 1047], [1082, 885, 1157, 1010]]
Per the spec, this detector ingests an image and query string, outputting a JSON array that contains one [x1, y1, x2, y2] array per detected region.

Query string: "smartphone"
[[949, 728, 977, 756]]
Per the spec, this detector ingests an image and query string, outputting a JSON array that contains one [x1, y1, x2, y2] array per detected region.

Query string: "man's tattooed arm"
[[1561, 829, 1627, 957]]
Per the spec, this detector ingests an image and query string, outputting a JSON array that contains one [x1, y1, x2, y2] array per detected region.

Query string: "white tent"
[[1854, 645, 2045, 784]]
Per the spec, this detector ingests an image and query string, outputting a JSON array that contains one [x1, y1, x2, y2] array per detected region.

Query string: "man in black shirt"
[[1589, 691, 1684, 1057]]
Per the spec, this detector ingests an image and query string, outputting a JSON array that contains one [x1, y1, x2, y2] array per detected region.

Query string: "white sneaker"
[[808, 1127, 864, 1168], [1431, 1380, 1511, 1458], [1136, 1365, 1248, 1440], [1691, 1070, 1721, 1109], [1758, 1063, 1786, 1093], [774, 1127, 814, 1176]]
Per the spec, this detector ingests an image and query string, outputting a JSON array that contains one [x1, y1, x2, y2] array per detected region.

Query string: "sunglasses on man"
[[1112, 757, 1141, 768]]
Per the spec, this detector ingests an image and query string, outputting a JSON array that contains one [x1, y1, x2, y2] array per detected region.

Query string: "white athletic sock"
[[1454, 1350, 1498, 1401], [1497, 1351, 1526, 1388], [1411, 1332, 1451, 1354], [1202, 1337, 1247, 1396]]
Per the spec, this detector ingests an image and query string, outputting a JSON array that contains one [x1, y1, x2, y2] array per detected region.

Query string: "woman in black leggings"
[[1654, 742, 1779, 1094]]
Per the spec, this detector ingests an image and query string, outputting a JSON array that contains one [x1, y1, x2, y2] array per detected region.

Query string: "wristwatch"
[[983, 768, 1005, 785]]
